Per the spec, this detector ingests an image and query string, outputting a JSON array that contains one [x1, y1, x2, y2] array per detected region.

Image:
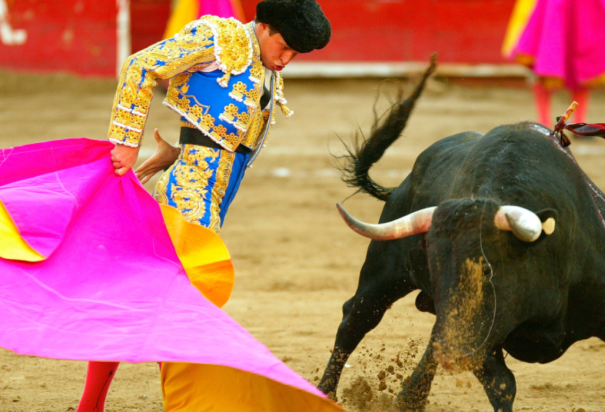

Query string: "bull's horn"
[[494, 206, 543, 242], [336, 203, 436, 240]]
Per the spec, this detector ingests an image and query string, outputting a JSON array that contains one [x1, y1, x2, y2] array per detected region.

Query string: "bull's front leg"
[[472, 348, 516, 412], [318, 254, 416, 399], [397, 336, 438, 412], [317, 294, 390, 399], [316, 295, 357, 400]]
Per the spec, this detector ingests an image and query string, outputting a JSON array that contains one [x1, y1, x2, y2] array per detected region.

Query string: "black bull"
[[318, 64, 605, 412]]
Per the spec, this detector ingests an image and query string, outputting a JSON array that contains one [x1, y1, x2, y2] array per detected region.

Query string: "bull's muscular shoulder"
[[410, 131, 484, 182], [385, 131, 484, 215], [420, 131, 483, 159]]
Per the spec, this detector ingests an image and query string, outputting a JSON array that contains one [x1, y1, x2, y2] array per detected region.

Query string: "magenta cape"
[[508, 0, 605, 89], [0, 138, 341, 411]]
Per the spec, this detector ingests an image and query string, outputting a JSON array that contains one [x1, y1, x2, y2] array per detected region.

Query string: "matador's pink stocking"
[[572, 89, 590, 123], [533, 83, 552, 128], [76, 362, 120, 412]]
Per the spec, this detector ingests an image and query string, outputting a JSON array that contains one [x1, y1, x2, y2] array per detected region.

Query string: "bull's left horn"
[[336, 203, 436, 240], [494, 206, 542, 242]]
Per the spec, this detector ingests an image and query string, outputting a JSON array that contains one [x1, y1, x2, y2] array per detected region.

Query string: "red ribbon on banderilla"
[[552, 101, 605, 147]]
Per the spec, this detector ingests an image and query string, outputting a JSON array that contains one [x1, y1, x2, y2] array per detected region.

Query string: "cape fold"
[[0, 138, 344, 412]]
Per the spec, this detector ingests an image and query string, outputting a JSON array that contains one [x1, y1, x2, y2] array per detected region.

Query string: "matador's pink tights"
[[571, 88, 589, 124], [76, 362, 120, 412], [533, 83, 590, 127], [533, 83, 552, 127]]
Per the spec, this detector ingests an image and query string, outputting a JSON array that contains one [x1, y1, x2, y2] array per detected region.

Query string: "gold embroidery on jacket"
[[218, 104, 251, 133], [229, 82, 247, 102], [109, 16, 289, 155], [229, 81, 261, 108], [208, 150, 235, 233], [194, 16, 253, 87], [212, 29, 264, 148], [241, 109, 265, 149], [108, 23, 216, 146], [249, 61, 264, 84], [161, 21, 264, 152]]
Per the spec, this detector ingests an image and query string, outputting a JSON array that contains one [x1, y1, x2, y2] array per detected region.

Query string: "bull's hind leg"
[[318, 242, 416, 398], [473, 348, 516, 412]]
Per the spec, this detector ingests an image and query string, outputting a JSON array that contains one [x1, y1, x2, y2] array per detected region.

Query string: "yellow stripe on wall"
[[163, 0, 199, 39], [502, 0, 539, 57]]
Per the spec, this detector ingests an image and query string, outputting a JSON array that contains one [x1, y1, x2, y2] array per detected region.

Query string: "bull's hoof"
[[317, 381, 337, 401], [396, 380, 428, 412], [396, 394, 427, 412]]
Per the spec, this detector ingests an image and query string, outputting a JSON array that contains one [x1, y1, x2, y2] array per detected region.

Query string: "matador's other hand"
[[135, 129, 181, 184], [111, 143, 140, 176]]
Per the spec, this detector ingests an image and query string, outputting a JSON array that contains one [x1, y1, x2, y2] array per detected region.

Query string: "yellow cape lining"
[[161, 363, 345, 412], [160, 204, 234, 308], [0, 201, 45, 262]]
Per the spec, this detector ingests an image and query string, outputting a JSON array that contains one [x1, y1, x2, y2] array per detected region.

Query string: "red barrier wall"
[[0, 0, 169, 77], [240, 0, 517, 64], [1, 0, 516, 76], [0, 0, 118, 75], [131, 0, 171, 56]]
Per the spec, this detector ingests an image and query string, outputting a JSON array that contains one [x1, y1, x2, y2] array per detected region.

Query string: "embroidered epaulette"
[[163, 21, 265, 152], [192, 16, 253, 88]]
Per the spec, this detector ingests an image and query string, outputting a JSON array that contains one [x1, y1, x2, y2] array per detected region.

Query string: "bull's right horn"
[[336, 203, 436, 240], [494, 206, 543, 242]]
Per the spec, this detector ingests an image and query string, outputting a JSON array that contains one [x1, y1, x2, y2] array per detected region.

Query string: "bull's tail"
[[340, 54, 437, 201]]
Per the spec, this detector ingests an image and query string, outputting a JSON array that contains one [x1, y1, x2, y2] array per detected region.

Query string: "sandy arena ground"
[[1, 70, 605, 412]]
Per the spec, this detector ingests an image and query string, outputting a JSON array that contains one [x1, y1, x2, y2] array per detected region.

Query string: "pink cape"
[[509, 0, 605, 89], [0, 138, 341, 410], [197, 0, 242, 19]]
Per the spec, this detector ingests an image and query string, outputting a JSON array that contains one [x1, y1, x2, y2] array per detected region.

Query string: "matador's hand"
[[111, 143, 140, 176], [135, 129, 181, 184]]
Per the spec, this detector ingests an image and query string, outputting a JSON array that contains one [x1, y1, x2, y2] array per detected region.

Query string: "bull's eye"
[[482, 265, 492, 276]]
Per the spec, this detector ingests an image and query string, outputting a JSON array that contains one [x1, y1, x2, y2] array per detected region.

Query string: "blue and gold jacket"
[[108, 16, 292, 152]]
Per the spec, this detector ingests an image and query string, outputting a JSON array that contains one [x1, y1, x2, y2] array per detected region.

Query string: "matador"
[[76, 0, 331, 411]]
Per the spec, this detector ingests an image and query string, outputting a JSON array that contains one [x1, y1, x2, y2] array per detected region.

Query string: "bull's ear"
[[535, 209, 558, 236], [536, 209, 558, 221]]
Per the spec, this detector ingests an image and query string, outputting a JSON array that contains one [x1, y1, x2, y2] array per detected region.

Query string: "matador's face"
[[255, 22, 299, 72]]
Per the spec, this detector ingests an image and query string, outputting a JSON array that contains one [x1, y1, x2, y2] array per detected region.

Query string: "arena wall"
[[0, 0, 516, 77], [0, 0, 169, 77], [240, 0, 517, 64]]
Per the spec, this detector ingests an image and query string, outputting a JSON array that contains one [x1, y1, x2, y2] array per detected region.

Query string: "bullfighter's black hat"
[[256, 0, 331, 53]]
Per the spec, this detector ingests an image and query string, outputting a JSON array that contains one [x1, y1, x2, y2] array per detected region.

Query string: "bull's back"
[[389, 123, 599, 216], [380, 131, 485, 222]]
